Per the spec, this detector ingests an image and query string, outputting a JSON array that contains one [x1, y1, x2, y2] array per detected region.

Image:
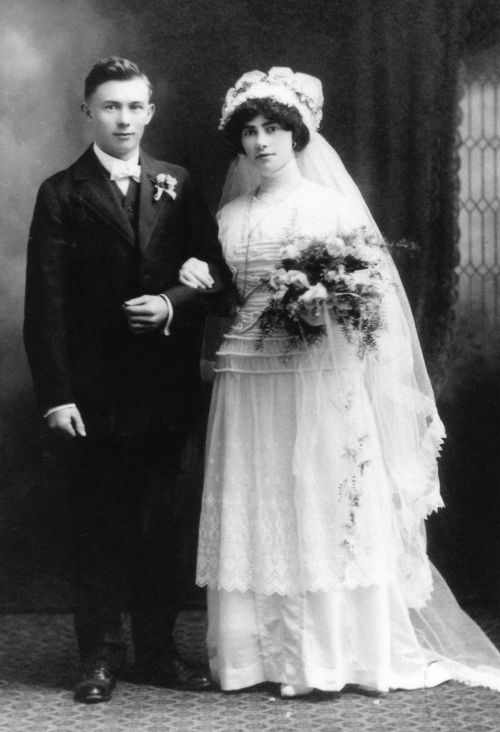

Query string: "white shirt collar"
[[93, 143, 140, 175]]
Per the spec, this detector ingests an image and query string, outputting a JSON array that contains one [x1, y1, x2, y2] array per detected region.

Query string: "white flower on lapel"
[[153, 173, 178, 201]]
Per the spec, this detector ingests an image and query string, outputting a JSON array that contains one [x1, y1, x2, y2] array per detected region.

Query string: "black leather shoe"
[[133, 654, 213, 691], [74, 665, 116, 704]]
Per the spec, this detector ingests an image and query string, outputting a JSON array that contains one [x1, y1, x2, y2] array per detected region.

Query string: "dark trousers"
[[59, 425, 196, 670]]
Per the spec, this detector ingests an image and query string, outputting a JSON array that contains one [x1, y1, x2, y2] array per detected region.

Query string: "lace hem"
[[196, 562, 434, 605]]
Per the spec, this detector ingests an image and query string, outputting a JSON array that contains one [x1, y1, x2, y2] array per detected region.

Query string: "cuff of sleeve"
[[159, 294, 173, 335], [44, 403, 77, 418]]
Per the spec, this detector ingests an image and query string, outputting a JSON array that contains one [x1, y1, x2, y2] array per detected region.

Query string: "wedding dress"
[[196, 163, 500, 693]]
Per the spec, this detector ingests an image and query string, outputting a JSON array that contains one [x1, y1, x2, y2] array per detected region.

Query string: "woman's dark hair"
[[84, 56, 152, 100], [223, 98, 310, 155]]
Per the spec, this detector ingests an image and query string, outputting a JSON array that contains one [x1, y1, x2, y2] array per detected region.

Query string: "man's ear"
[[81, 103, 92, 120], [145, 103, 155, 125]]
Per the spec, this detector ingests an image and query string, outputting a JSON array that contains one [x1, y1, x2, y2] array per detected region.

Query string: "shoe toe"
[[170, 657, 213, 690], [74, 666, 115, 704], [280, 683, 314, 698], [75, 684, 109, 704]]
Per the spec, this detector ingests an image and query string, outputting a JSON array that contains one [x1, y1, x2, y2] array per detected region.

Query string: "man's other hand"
[[123, 295, 168, 334], [47, 406, 87, 438]]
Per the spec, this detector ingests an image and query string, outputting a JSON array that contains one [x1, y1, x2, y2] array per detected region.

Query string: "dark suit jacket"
[[24, 146, 228, 437]]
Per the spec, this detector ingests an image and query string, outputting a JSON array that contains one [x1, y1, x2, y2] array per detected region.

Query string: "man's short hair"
[[84, 57, 153, 100]]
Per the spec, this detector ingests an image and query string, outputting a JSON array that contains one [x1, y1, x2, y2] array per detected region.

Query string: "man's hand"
[[179, 257, 214, 289], [47, 406, 86, 438], [123, 295, 169, 334]]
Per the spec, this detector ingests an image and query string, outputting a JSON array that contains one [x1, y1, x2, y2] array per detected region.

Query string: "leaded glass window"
[[457, 64, 500, 326]]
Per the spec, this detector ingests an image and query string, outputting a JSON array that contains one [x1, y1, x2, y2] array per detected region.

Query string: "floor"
[[1, 610, 500, 732]]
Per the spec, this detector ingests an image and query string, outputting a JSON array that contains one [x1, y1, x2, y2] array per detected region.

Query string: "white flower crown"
[[219, 67, 324, 133]]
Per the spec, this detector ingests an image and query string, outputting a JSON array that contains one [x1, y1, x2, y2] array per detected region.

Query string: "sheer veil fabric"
[[197, 69, 500, 692]]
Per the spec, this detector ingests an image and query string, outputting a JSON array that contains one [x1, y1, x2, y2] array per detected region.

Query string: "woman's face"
[[241, 114, 295, 176]]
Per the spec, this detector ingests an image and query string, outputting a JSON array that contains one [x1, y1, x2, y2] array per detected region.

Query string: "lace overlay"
[[196, 179, 441, 603]]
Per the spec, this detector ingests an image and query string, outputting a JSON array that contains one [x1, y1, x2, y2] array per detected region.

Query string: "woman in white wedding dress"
[[190, 68, 500, 697]]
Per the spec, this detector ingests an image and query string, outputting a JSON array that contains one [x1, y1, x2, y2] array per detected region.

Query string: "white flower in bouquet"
[[349, 242, 368, 261], [348, 229, 383, 263], [280, 243, 302, 260], [325, 237, 345, 257], [349, 268, 374, 286], [286, 270, 311, 289], [269, 268, 290, 290], [323, 269, 343, 284], [271, 284, 289, 303], [360, 246, 383, 264]]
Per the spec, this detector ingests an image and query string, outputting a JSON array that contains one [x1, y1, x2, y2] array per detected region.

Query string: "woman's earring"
[[292, 141, 297, 150]]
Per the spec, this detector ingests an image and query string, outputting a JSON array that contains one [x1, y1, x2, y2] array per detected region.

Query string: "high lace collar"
[[253, 158, 303, 203]]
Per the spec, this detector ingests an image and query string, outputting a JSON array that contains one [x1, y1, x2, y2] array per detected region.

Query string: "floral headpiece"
[[219, 67, 324, 133]]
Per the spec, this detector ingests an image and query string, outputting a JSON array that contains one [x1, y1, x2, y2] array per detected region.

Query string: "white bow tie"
[[109, 161, 141, 183]]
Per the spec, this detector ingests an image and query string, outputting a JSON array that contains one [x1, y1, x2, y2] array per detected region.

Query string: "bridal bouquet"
[[256, 228, 392, 357]]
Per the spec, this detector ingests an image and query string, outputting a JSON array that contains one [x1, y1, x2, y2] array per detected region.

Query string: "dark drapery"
[[313, 0, 468, 385]]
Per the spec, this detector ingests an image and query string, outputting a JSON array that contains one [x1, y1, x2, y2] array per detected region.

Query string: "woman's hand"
[[179, 257, 214, 289], [298, 310, 325, 327], [297, 285, 328, 326]]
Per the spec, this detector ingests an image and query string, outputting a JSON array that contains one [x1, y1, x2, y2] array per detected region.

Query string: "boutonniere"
[[153, 173, 177, 202]]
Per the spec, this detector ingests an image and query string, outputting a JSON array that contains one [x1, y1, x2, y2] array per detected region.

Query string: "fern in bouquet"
[[256, 227, 392, 357]]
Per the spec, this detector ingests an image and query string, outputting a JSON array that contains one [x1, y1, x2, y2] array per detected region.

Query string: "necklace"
[[238, 178, 302, 305]]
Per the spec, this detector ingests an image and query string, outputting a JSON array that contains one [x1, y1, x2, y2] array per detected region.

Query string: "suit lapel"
[[138, 152, 174, 254], [71, 147, 135, 246]]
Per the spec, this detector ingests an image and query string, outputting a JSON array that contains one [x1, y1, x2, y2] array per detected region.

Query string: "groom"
[[24, 57, 227, 703]]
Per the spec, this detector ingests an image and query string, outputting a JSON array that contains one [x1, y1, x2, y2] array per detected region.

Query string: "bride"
[[183, 67, 500, 696]]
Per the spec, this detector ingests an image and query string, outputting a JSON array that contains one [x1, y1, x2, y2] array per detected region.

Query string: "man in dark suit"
[[24, 57, 228, 703]]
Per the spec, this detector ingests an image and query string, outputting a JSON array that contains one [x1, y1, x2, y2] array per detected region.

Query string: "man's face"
[[82, 77, 155, 160]]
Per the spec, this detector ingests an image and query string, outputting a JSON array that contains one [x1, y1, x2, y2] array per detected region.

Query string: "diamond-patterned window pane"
[[457, 70, 500, 324], [484, 147, 497, 200]]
